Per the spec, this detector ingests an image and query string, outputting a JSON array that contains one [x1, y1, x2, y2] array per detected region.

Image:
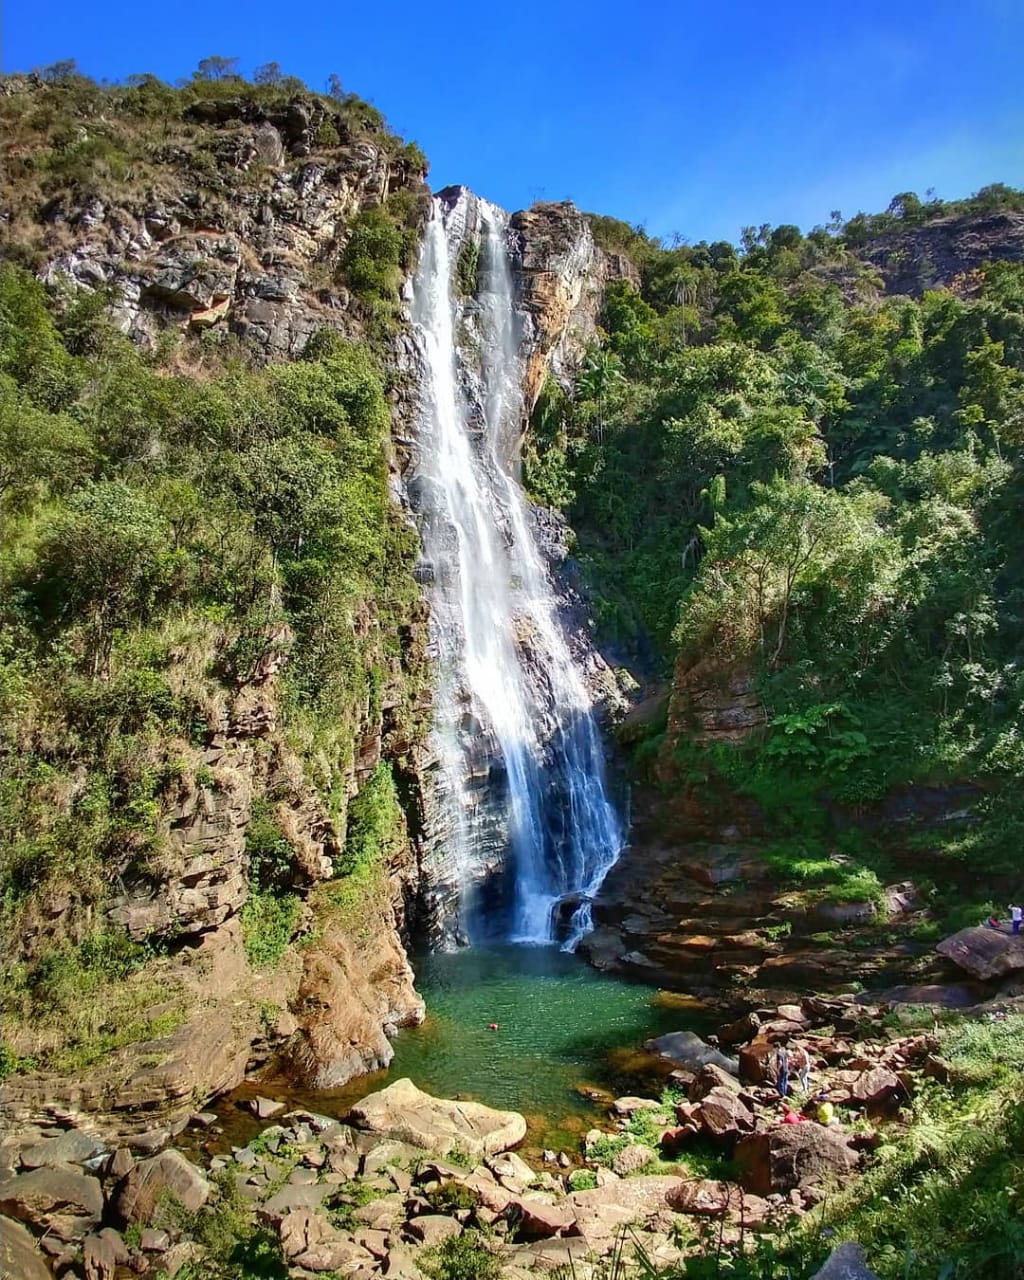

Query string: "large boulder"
[[112, 1149, 210, 1225], [0, 1165, 103, 1239], [19, 1130, 105, 1170], [697, 1088, 756, 1147], [347, 1079, 526, 1159], [937, 927, 1024, 981], [735, 1125, 859, 1195], [0, 1215, 53, 1280], [566, 1176, 684, 1248], [645, 1031, 738, 1076]]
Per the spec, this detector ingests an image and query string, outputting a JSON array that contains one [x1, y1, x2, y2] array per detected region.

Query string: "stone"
[[937, 926, 1024, 980], [612, 1143, 657, 1177], [19, 1130, 105, 1170], [260, 1183, 334, 1222], [507, 1196, 575, 1238], [83, 1228, 130, 1280], [734, 1126, 859, 1195], [348, 1079, 526, 1159], [486, 1151, 536, 1187], [190, 1112, 219, 1129], [113, 1149, 210, 1225], [130, 1129, 171, 1155], [362, 1139, 430, 1176], [696, 1088, 756, 1146], [462, 1171, 512, 1214], [141, 1227, 171, 1251], [610, 1096, 662, 1118], [0, 1215, 52, 1280], [810, 1242, 883, 1280], [689, 1064, 743, 1101], [644, 1031, 739, 1076], [352, 1194, 406, 1231], [738, 1038, 779, 1086], [406, 1214, 463, 1246], [849, 1067, 903, 1107], [666, 1179, 732, 1215], [716, 1011, 761, 1047], [0, 1165, 103, 1239], [250, 1096, 286, 1120], [567, 1177, 684, 1248]]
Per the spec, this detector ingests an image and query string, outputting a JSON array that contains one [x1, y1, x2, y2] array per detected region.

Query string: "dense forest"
[[526, 183, 1024, 927]]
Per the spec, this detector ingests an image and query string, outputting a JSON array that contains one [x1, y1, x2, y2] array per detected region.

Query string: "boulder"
[[485, 1151, 536, 1190], [738, 1038, 778, 1086], [507, 1197, 575, 1238], [113, 1149, 210, 1225], [0, 1215, 52, 1280], [348, 1079, 526, 1159], [567, 1177, 684, 1248], [0, 1165, 103, 1239], [250, 1096, 286, 1120], [666, 1179, 732, 1215], [19, 1130, 105, 1170], [83, 1228, 130, 1280], [644, 1031, 738, 1076], [362, 1140, 430, 1176], [697, 1088, 756, 1147], [610, 1096, 662, 1118], [849, 1067, 903, 1107], [611, 1144, 656, 1177], [716, 1011, 761, 1047], [735, 1125, 859, 1195], [937, 927, 1024, 980], [406, 1214, 463, 1246], [810, 1241, 882, 1280], [689, 1064, 743, 1101]]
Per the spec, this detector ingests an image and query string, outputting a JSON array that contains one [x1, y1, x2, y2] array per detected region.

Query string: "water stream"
[[410, 193, 622, 947]]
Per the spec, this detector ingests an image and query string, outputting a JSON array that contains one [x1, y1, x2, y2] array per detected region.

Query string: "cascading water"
[[410, 191, 621, 948]]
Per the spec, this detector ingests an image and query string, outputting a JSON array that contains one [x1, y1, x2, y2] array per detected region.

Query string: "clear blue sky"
[[3, 0, 1022, 244]]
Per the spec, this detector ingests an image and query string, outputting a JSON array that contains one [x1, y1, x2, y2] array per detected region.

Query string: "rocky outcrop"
[[347, 1079, 527, 1159], [937, 925, 1024, 981], [857, 209, 1024, 297], [734, 1124, 859, 1195]]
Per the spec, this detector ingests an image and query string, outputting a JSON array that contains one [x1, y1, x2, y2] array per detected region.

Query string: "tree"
[[253, 61, 284, 86], [195, 56, 239, 81], [326, 73, 345, 100], [29, 482, 172, 675]]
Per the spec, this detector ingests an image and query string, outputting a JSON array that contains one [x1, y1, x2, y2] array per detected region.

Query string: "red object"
[[781, 1110, 805, 1125], [488, 1023, 499, 1030]]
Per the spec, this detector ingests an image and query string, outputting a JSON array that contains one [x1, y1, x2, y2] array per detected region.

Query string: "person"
[[774, 1042, 790, 1098], [987, 915, 1001, 930], [780, 1106, 805, 1125], [790, 1043, 811, 1093], [1011, 904, 1022, 936], [815, 1091, 836, 1126]]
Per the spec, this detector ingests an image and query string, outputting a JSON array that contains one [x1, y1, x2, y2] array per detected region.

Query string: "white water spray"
[[410, 193, 621, 948]]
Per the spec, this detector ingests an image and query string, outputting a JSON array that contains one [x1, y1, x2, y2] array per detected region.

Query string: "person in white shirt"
[[1010, 904, 1022, 936]]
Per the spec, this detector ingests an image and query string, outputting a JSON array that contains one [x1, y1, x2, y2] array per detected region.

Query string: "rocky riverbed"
[[3, 980, 1004, 1280]]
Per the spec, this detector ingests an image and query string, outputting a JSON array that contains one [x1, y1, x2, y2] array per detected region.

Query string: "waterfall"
[[409, 192, 622, 948]]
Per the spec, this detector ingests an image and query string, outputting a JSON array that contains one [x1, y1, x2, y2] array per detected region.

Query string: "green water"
[[386, 946, 703, 1148], [200, 947, 706, 1158]]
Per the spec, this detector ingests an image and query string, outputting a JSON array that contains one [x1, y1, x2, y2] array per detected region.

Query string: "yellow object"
[[817, 1101, 835, 1124]]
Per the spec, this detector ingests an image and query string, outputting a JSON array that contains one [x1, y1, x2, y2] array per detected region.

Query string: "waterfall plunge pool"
[[202, 948, 711, 1159]]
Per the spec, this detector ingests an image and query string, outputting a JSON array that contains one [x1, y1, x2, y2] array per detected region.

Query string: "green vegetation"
[[420, 1230, 504, 1280], [0, 248, 424, 1055], [528, 186, 1024, 922]]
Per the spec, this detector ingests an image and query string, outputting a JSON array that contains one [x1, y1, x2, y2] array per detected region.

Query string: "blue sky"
[[3, 0, 1022, 244]]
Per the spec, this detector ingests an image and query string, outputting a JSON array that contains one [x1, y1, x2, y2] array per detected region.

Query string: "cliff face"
[[857, 208, 1024, 296], [0, 75, 622, 1124]]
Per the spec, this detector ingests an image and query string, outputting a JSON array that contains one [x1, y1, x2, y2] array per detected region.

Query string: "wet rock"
[[811, 1241, 882, 1280], [734, 1125, 859, 1195], [645, 1031, 739, 1076], [113, 1150, 210, 1225], [0, 1215, 52, 1280], [937, 926, 1024, 980], [0, 1165, 103, 1239], [349, 1079, 526, 1160]]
